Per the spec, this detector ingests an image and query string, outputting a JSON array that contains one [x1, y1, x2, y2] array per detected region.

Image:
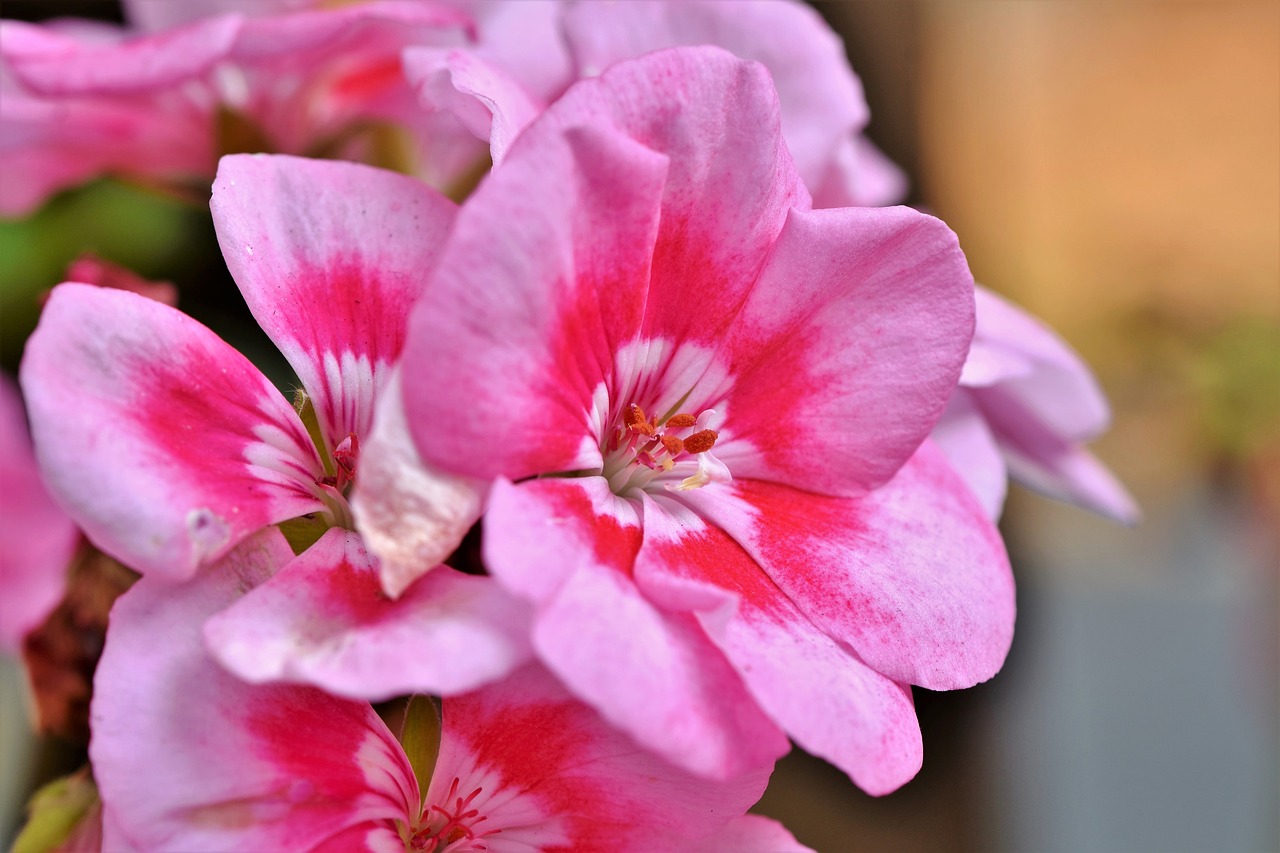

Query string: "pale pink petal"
[[637, 509, 924, 795], [352, 367, 486, 599], [433, 662, 777, 852], [461, 0, 571, 101], [982, 386, 1141, 524], [931, 390, 1009, 520], [20, 284, 324, 580], [968, 287, 1138, 522], [211, 154, 456, 449], [0, 374, 77, 652], [706, 815, 814, 853], [483, 477, 790, 780], [563, 0, 866, 194], [90, 530, 416, 850], [810, 133, 910, 208], [402, 122, 667, 481], [718, 205, 975, 496], [204, 527, 533, 700], [227, 2, 470, 63], [971, 286, 1111, 437], [124, 0, 308, 32], [2, 16, 240, 95], [404, 47, 542, 166], [689, 443, 1016, 691]]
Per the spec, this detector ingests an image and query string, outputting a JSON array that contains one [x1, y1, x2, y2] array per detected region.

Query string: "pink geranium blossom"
[[387, 47, 1015, 794], [933, 286, 1140, 523], [407, 0, 906, 207], [0, 1, 481, 215], [21, 154, 525, 699], [91, 529, 807, 852], [0, 374, 77, 653]]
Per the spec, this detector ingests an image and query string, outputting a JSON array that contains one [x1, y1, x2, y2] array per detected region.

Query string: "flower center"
[[406, 778, 497, 852], [600, 403, 728, 496]]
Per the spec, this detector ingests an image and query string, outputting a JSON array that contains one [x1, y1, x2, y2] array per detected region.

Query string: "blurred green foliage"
[[0, 181, 210, 373]]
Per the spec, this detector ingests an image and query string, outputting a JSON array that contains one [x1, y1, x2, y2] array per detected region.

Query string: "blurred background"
[[2, 2, 1278, 851]]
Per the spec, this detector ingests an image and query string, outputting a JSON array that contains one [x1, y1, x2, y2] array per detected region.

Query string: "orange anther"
[[660, 435, 684, 456], [665, 413, 697, 429], [683, 429, 718, 454], [624, 404, 655, 436]]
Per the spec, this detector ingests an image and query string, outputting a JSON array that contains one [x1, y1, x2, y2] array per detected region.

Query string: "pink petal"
[[352, 367, 486, 599], [563, 0, 866, 194], [533, 46, 808, 346], [810, 133, 911, 209], [0, 85, 210, 217], [204, 527, 533, 700], [402, 122, 667, 482], [637, 511, 924, 795], [483, 477, 790, 780], [706, 815, 814, 853], [211, 154, 456, 449], [719, 205, 975, 496], [0, 374, 77, 652], [971, 286, 1111, 438], [434, 663, 777, 851], [987, 390, 1142, 524], [20, 284, 324, 580], [931, 390, 1009, 520], [690, 442, 1016, 691], [403, 47, 543, 166], [91, 530, 416, 850], [968, 287, 1138, 523], [3, 16, 241, 95]]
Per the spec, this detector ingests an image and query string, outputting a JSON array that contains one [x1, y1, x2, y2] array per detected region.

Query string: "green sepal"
[[12, 768, 98, 853], [399, 694, 442, 810]]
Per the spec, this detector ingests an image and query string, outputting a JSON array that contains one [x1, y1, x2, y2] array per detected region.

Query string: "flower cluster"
[[2, 1, 1134, 849]]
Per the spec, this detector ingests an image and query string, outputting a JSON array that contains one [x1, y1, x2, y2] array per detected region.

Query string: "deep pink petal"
[[402, 123, 667, 481], [690, 443, 1015, 691], [719, 206, 975, 496], [0, 375, 77, 652], [403, 47, 543, 165], [483, 477, 790, 780], [90, 530, 415, 850], [434, 663, 777, 852], [20, 284, 324, 580], [204, 527, 533, 700], [563, 0, 866, 194], [352, 367, 486, 599], [931, 390, 1009, 520], [211, 154, 456, 448], [637, 510, 924, 794]]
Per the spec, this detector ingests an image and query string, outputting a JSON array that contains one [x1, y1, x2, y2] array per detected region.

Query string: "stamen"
[[660, 435, 684, 456], [664, 413, 697, 429], [682, 429, 718, 454]]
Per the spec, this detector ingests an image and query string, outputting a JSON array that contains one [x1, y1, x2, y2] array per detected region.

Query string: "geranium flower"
[[407, 0, 907, 207], [91, 529, 808, 852], [932, 286, 1140, 522], [385, 47, 1016, 793], [21, 154, 524, 699], [0, 1, 482, 215]]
